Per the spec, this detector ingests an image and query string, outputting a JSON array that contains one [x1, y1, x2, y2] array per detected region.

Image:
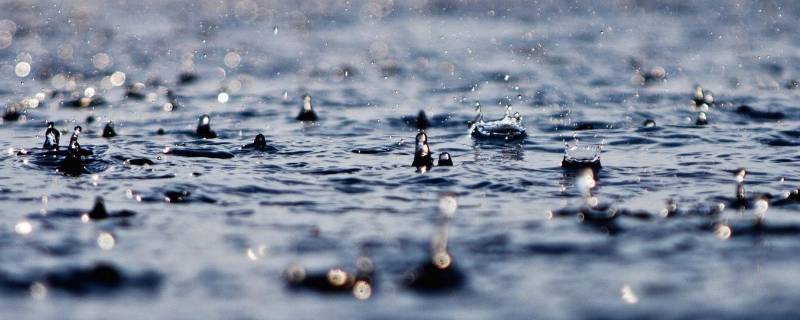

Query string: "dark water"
[[2, 0, 800, 318]]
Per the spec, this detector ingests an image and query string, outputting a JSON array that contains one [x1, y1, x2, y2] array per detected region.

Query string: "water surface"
[[2, 1, 800, 319]]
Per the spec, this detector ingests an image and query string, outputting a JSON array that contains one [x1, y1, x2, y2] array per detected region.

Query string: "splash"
[[562, 140, 602, 169], [469, 105, 526, 140]]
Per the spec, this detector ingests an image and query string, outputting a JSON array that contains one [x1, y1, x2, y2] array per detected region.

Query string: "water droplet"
[[14, 220, 32, 235], [97, 232, 115, 250], [110, 71, 126, 86], [217, 92, 229, 103], [224, 51, 241, 69], [621, 285, 639, 304], [14, 61, 30, 77], [715, 224, 732, 240], [29, 282, 47, 300], [353, 281, 372, 300]]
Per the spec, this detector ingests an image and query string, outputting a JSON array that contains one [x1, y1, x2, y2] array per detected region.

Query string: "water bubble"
[[356, 256, 374, 273], [363, 0, 394, 19], [714, 224, 732, 240], [29, 282, 47, 300], [92, 52, 112, 70], [285, 263, 306, 283], [110, 71, 126, 86], [58, 44, 74, 60], [0, 19, 15, 49], [432, 251, 452, 269], [224, 51, 241, 69], [14, 220, 32, 235], [326, 268, 348, 287], [0, 31, 11, 49], [352, 281, 372, 300], [25, 98, 39, 109], [14, 62, 30, 77], [217, 92, 229, 103], [97, 232, 115, 250], [369, 41, 389, 60], [234, 0, 259, 22], [228, 79, 242, 92], [50, 74, 66, 89], [0, 19, 16, 35]]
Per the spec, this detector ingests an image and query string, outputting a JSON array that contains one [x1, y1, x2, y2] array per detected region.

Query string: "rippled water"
[[3, 1, 800, 318]]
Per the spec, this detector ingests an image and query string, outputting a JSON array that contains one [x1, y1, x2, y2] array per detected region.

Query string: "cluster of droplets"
[[691, 85, 714, 125]]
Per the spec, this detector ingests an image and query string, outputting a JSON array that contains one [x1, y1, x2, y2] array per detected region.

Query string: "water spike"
[[69, 126, 82, 145], [196, 114, 217, 138], [297, 94, 318, 121], [693, 85, 704, 101], [43, 121, 60, 150], [474, 102, 483, 122]]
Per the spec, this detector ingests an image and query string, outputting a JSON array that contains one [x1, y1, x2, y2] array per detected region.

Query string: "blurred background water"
[[2, 0, 800, 319]]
